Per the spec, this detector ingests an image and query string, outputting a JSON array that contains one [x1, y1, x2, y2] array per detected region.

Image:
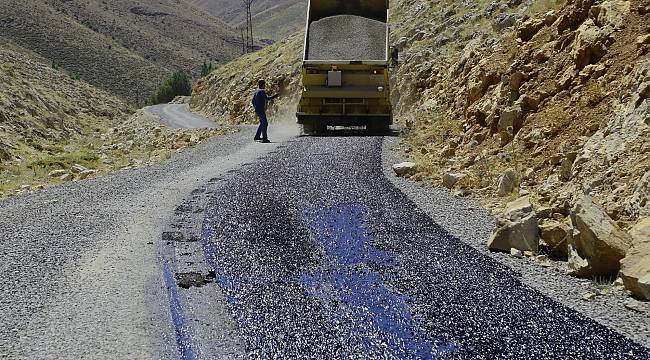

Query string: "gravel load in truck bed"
[[307, 15, 386, 61]]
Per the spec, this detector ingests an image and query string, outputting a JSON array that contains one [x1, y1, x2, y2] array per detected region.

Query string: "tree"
[[151, 71, 192, 104]]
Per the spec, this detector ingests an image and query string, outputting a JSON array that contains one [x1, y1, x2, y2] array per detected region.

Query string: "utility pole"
[[240, 27, 246, 54], [241, 0, 255, 53]]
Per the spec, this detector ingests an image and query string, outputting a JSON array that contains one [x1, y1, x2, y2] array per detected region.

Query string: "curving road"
[[1, 106, 648, 359], [145, 104, 218, 129]]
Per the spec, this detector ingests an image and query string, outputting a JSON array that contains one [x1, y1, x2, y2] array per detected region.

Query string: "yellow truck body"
[[297, 0, 392, 133]]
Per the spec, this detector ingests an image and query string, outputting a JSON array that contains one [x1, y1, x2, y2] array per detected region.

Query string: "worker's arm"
[[266, 92, 280, 101]]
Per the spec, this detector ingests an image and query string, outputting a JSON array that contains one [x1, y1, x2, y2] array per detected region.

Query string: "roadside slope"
[[401, 0, 650, 226], [0, 45, 230, 197], [191, 33, 303, 124]]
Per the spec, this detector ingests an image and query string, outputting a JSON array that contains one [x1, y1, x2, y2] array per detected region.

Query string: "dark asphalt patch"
[[175, 272, 216, 289], [181, 136, 649, 358]]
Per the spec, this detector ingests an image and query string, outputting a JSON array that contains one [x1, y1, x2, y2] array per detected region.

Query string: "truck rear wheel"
[[300, 123, 327, 136]]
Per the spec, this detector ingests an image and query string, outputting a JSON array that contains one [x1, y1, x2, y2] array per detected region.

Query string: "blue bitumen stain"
[[301, 204, 457, 359], [162, 261, 198, 360], [199, 200, 457, 358]]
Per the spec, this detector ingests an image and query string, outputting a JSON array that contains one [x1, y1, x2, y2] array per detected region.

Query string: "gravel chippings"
[[191, 134, 649, 358], [307, 15, 386, 61], [0, 121, 295, 359], [381, 135, 650, 349]]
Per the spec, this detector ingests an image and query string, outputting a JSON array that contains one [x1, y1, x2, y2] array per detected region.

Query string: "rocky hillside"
[[190, 0, 650, 300], [0, 0, 242, 103], [400, 0, 649, 224], [191, 33, 304, 124], [0, 45, 230, 198], [395, 0, 650, 299], [188, 0, 306, 42]]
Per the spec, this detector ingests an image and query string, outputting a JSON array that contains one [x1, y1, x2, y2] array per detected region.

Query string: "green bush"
[[200, 61, 214, 77], [151, 71, 192, 104]]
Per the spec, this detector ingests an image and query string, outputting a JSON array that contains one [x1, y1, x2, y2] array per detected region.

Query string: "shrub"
[[200, 61, 214, 77], [151, 71, 192, 104]]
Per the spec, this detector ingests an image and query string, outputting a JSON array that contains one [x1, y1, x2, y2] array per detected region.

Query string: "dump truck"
[[296, 0, 393, 134]]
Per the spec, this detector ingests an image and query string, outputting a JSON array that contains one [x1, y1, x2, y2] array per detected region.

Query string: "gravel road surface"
[[165, 133, 649, 358], [144, 104, 218, 129], [2, 102, 648, 359], [382, 136, 650, 348], [0, 107, 295, 358]]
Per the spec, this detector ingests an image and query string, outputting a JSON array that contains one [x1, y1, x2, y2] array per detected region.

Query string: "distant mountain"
[[187, 0, 306, 42], [0, 0, 243, 103]]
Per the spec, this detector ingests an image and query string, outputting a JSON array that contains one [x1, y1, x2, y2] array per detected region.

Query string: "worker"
[[251, 79, 280, 143]]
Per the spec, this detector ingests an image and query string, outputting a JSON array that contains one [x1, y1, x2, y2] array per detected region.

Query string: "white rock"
[[510, 248, 524, 258], [71, 163, 89, 174], [76, 170, 97, 180], [497, 168, 518, 196], [48, 170, 67, 178], [488, 196, 539, 252], [568, 196, 632, 277], [442, 173, 465, 189], [393, 162, 417, 177]]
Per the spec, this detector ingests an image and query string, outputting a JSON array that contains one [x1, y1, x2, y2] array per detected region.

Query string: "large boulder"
[[620, 218, 650, 300], [539, 219, 571, 257], [593, 0, 631, 30], [571, 19, 611, 69], [488, 196, 539, 252], [568, 196, 633, 277], [497, 168, 518, 196]]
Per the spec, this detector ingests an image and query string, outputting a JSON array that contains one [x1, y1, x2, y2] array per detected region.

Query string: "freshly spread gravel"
[[382, 135, 650, 349], [176, 134, 649, 358], [307, 15, 386, 60], [0, 120, 297, 359]]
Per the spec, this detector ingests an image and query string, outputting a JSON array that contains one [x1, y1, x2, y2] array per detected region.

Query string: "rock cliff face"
[[393, 0, 649, 297], [401, 0, 649, 230]]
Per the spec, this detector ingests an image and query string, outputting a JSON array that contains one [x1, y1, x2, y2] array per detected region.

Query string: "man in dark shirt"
[[251, 79, 279, 143]]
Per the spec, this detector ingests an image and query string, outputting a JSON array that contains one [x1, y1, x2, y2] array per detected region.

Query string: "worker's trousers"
[[255, 111, 268, 140]]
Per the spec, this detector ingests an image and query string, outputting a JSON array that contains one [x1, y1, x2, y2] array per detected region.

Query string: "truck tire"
[[300, 124, 315, 136], [301, 123, 327, 136]]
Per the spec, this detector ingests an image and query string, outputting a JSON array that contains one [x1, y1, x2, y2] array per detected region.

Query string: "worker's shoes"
[[253, 136, 262, 141], [261, 139, 271, 143]]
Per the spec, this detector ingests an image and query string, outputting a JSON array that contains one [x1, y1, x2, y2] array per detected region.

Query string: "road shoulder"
[[381, 136, 650, 349]]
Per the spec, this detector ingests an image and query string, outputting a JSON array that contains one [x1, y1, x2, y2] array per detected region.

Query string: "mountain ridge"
[[0, 0, 244, 103]]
